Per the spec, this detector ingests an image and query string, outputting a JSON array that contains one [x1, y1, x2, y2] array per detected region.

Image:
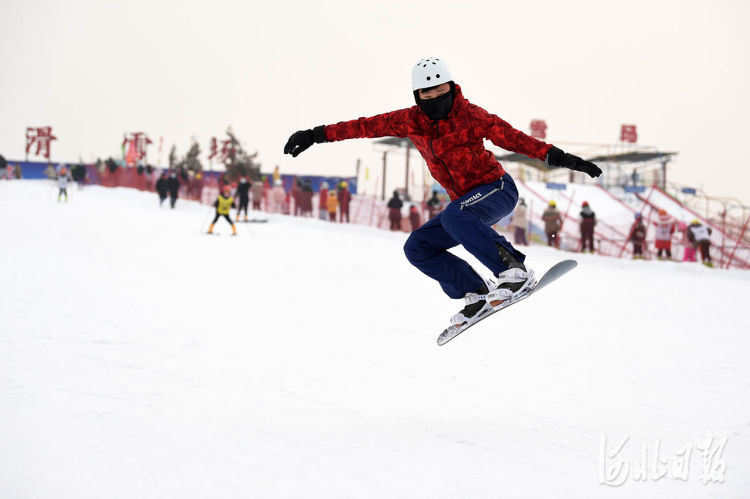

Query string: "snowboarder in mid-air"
[[284, 58, 602, 330]]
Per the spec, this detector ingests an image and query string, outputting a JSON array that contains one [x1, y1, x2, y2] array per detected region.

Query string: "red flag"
[[620, 124, 637, 143], [530, 119, 547, 139]]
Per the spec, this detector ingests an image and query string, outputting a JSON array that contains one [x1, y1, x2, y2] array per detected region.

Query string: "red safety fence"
[[86, 165, 748, 269]]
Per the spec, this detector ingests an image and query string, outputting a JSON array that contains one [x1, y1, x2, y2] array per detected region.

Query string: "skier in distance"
[[284, 57, 602, 329]]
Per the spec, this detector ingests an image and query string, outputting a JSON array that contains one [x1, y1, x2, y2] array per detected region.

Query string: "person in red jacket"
[[579, 201, 596, 253], [629, 213, 647, 259], [337, 181, 351, 223], [409, 204, 422, 232], [284, 57, 601, 327]]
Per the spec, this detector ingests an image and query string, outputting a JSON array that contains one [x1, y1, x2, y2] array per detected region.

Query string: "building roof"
[[496, 150, 678, 171], [376, 138, 678, 171]]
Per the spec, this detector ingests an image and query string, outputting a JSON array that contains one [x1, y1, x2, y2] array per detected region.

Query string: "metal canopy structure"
[[496, 146, 679, 189], [495, 149, 678, 171], [375, 136, 680, 193], [585, 150, 678, 165], [379, 138, 678, 169]]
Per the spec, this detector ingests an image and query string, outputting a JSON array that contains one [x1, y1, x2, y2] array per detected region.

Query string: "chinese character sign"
[[25, 126, 57, 159], [207, 137, 218, 160], [219, 138, 237, 165], [530, 119, 547, 140], [620, 124, 638, 143], [122, 132, 153, 166]]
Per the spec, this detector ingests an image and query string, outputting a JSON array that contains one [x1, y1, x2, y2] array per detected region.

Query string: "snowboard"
[[437, 259, 578, 346]]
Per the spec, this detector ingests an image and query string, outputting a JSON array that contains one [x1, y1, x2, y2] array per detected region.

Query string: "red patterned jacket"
[[323, 85, 552, 200]]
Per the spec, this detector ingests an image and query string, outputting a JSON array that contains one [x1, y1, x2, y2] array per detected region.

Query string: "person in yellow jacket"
[[208, 185, 237, 235], [325, 190, 338, 222]]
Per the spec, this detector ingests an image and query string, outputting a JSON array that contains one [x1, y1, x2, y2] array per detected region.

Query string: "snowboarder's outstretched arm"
[[545, 145, 602, 178], [473, 105, 602, 178], [475, 106, 551, 162], [284, 109, 411, 157]]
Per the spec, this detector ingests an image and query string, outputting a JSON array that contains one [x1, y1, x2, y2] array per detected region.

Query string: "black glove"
[[546, 146, 602, 178], [284, 126, 327, 157]]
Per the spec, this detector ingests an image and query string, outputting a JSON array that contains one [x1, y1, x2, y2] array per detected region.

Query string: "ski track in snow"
[[1, 181, 749, 499]]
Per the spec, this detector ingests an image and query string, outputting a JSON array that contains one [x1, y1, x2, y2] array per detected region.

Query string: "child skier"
[[284, 58, 601, 328], [57, 166, 70, 202], [208, 185, 237, 235], [325, 190, 338, 222], [629, 213, 647, 259], [654, 209, 676, 260], [687, 219, 713, 267], [678, 221, 697, 262]]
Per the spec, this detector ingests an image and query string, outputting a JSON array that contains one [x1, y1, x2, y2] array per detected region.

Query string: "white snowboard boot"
[[450, 245, 537, 328], [486, 267, 535, 306], [450, 283, 491, 327]]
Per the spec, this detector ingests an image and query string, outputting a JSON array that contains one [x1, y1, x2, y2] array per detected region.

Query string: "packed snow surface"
[[1, 181, 749, 499]]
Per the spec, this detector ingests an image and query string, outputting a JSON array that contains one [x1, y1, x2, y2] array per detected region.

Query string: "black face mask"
[[418, 90, 454, 121]]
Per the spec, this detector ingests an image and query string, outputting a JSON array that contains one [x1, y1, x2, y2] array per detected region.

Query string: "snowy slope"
[[1, 181, 749, 499], [516, 180, 636, 255]]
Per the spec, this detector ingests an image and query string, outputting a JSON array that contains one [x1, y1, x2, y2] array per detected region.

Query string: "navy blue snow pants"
[[403, 174, 525, 299]]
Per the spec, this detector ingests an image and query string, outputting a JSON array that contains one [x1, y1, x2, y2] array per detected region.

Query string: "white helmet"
[[412, 57, 453, 91]]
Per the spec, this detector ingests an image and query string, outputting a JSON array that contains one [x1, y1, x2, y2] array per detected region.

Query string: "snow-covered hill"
[[1, 181, 749, 499]]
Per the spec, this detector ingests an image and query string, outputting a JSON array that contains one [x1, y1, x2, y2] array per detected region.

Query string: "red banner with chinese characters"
[[208, 137, 218, 160], [25, 126, 57, 159], [620, 124, 637, 143], [122, 132, 153, 166], [219, 138, 236, 165], [530, 119, 547, 140]]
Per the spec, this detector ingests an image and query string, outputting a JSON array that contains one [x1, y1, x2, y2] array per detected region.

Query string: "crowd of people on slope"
[[626, 212, 714, 266], [122, 161, 732, 266], [507, 196, 715, 267], [20, 154, 718, 266], [0, 155, 23, 180]]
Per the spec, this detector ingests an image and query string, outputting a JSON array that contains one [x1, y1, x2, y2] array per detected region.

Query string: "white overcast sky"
[[1, 0, 749, 202]]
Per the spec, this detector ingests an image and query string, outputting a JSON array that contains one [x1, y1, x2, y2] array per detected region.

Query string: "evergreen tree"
[[182, 139, 203, 173], [168, 145, 178, 168], [223, 127, 261, 181]]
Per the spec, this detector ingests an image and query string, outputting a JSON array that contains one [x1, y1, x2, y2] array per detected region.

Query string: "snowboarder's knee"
[[403, 233, 421, 263], [403, 230, 435, 264]]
